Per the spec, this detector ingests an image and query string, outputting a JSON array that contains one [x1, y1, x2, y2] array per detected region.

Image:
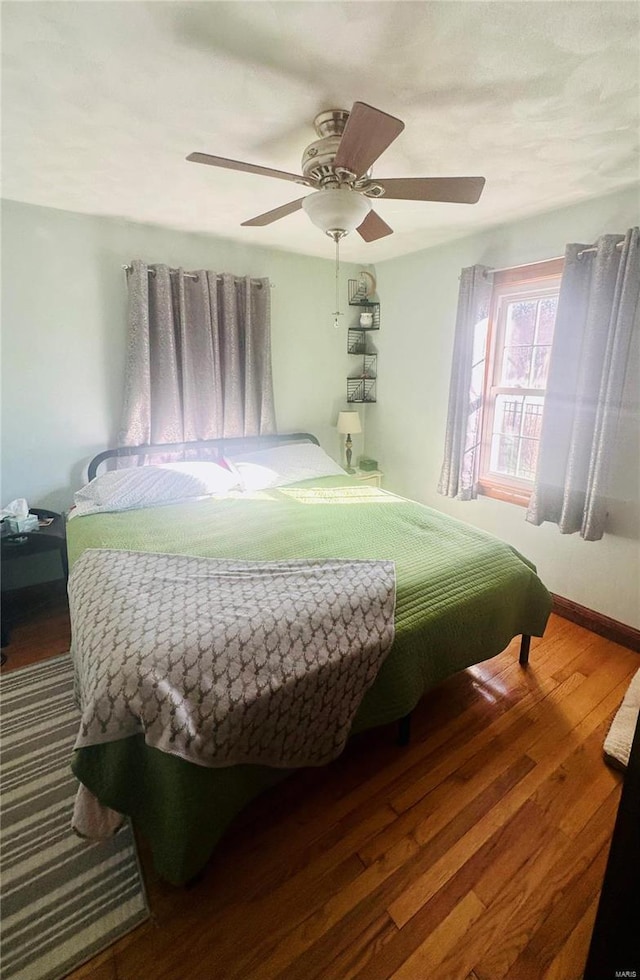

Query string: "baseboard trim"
[[552, 594, 640, 653]]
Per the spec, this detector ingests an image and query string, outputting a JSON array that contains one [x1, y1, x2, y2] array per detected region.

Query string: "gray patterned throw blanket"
[[69, 549, 396, 769]]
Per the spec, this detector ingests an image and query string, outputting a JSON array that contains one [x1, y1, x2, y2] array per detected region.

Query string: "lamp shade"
[[336, 411, 362, 435], [302, 188, 371, 236]]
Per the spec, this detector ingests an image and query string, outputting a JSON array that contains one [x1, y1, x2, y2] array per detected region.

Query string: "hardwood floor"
[[2, 586, 638, 979], [1, 581, 71, 668]]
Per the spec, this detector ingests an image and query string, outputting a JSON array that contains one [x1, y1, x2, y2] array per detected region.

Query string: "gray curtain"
[[438, 264, 493, 499], [526, 228, 639, 540], [118, 261, 276, 447]]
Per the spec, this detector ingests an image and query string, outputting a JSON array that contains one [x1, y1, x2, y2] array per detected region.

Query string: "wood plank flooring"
[[2, 586, 637, 979]]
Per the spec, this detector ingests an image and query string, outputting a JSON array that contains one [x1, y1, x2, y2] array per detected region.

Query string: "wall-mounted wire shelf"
[[364, 353, 377, 379], [347, 279, 380, 328], [348, 354, 377, 381], [347, 377, 377, 403], [348, 278, 377, 305], [346, 279, 380, 403], [347, 329, 368, 354]]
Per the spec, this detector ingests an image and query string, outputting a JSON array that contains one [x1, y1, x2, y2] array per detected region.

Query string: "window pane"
[[494, 394, 523, 436], [517, 438, 540, 481], [464, 407, 481, 452], [522, 396, 545, 439], [490, 433, 518, 476], [505, 300, 537, 347], [489, 395, 544, 482], [536, 296, 558, 345], [501, 346, 532, 386], [472, 317, 488, 366], [480, 268, 561, 492], [470, 360, 485, 405], [531, 345, 551, 388]]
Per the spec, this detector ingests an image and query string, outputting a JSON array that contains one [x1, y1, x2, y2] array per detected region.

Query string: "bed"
[[67, 433, 552, 884]]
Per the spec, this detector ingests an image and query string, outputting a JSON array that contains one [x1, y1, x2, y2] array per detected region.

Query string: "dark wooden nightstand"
[[1, 508, 68, 657]]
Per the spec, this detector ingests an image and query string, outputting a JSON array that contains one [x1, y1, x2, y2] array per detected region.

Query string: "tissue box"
[[359, 457, 379, 472], [7, 514, 40, 533]]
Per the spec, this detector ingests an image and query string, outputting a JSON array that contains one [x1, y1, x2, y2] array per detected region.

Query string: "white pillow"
[[159, 461, 242, 494], [71, 462, 240, 518], [228, 442, 344, 491]]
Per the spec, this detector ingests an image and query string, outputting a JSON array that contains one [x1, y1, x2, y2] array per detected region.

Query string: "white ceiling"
[[2, 1, 638, 262]]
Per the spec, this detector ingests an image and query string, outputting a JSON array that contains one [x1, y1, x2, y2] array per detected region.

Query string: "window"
[[478, 259, 564, 505]]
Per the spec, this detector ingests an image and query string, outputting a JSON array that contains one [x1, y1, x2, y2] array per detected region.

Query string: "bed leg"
[[397, 714, 411, 747], [519, 634, 531, 667]]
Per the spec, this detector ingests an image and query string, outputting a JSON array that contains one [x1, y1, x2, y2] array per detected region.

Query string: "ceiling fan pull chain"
[[333, 234, 342, 329]]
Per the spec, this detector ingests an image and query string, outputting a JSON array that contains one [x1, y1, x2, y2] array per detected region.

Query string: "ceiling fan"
[[186, 101, 485, 243]]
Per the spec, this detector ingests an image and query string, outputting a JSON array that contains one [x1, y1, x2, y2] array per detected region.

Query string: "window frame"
[[478, 258, 564, 506]]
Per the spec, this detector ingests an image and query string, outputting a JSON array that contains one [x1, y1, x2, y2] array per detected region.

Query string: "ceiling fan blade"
[[333, 102, 404, 177], [377, 176, 486, 204], [357, 210, 394, 243], [187, 152, 309, 186], [241, 198, 306, 227]]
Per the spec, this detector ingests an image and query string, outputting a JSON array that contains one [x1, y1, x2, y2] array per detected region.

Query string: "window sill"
[[478, 483, 532, 508]]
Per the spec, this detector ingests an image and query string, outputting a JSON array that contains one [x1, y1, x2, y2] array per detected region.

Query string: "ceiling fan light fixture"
[[188, 102, 486, 243], [302, 187, 371, 237]]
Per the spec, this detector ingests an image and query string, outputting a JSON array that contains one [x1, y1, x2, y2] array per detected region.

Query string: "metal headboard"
[[87, 432, 320, 482]]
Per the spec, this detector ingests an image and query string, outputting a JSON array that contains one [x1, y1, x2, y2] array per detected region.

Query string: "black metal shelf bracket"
[[346, 279, 380, 403]]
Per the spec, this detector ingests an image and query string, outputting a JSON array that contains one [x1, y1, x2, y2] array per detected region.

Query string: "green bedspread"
[[68, 476, 551, 883]]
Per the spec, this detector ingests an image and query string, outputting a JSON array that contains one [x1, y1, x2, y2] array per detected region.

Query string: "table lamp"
[[336, 411, 362, 473]]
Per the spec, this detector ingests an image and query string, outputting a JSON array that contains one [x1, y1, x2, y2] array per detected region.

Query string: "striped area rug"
[[1, 654, 149, 980]]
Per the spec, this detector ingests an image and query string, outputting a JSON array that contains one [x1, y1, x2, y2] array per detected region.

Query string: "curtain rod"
[[484, 240, 624, 276], [121, 264, 274, 287], [576, 241, 624, 259], [484, 256, 564, 277]]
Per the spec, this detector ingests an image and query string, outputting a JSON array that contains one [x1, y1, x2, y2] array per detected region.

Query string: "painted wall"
[[1, 199, 364, 508], [367, 185, 640, 628], [1, 199, 362, 584]]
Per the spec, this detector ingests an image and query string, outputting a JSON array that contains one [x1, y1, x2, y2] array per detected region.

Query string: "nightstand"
[[354, 469, 383, 488], [1, 508, 68, 655], [1, 508, 68, 580]]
